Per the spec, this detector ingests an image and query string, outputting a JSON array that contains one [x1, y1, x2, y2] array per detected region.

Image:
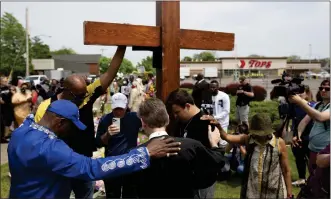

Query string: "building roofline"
[[287, 61, 321, 64], [217, 57, 288, 60], [181, 61, 220, 64]]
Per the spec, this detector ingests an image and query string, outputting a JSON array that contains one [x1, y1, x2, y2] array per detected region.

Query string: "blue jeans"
[[225, 153, 245, 174], [71, 179, 95, 199]]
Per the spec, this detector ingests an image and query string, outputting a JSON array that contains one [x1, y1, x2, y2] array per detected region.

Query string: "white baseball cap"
[[111, 93, 128, 109]]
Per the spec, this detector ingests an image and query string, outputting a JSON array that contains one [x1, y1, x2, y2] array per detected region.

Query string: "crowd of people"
[[1, 46, 330, 199]]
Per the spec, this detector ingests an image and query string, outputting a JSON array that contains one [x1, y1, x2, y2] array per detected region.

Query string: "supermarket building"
[[180, 57, 322, 77]]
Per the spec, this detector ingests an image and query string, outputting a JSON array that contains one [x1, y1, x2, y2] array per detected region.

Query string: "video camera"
[[271, 76, 305, 99], [271, 75, 305, 137]]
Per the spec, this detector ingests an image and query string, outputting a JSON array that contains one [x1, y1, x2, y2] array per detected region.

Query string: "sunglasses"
[[319, 87, 330, 92], [64, 88, 89, 100]]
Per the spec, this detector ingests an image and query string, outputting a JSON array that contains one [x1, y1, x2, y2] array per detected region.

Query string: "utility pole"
[[309, 44, 312, 64], [308, 44, 312, 72], [25, 7, 29, 77], [234, 44, 238, 81]]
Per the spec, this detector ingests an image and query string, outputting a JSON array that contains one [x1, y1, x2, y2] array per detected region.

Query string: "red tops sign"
[[238, 59, 272, 69]]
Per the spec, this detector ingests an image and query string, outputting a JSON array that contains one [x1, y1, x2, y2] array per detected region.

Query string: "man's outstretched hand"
[[146, 137, 181, 159]]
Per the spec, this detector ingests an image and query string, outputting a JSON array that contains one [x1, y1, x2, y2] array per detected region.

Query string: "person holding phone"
[[95, 93, 142, 198]]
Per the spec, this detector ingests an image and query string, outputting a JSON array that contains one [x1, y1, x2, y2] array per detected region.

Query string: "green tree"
[[192, 51, 215, 61], [51, 47, 76, 55], [182, 56, 193, 61], [287, 55, 301, 62], [137, 56, 155, 74], [248, 54, 265, 58], [99, 56, 110, 74], [0, 12, 29, 76], [30, 36, 51, 59], [99, 56, 135, 74]]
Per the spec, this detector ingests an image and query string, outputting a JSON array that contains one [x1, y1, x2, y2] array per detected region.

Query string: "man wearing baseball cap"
[[8, 100, 181, 198], [95, 93, 142, 198]]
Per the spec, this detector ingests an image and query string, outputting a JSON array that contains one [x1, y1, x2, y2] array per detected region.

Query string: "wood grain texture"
[[159, 1, 180, 102], [154, 1, 163, 100], [180, 29, 235, 51], [84, 21, 160, 47]]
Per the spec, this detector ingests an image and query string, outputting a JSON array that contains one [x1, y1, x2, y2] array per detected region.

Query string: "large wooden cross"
[[84, 1, 235, 102]]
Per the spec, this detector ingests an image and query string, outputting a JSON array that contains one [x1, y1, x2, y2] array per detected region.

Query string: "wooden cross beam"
[[84, 1, 235, 102]]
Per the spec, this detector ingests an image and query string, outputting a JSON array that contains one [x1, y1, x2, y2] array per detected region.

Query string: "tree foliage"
[[287, 55, 301, 62], [182, 56, 193, 62], [0, 12, 29, 76], [137, 56, 155, 74], [99, 56, 135, 74], [51, 47, 76, 55], [193, 51, 216, 61], [30, 36, 51, 59], [248, 54, 265, 58], [320, 58, 330, 69]]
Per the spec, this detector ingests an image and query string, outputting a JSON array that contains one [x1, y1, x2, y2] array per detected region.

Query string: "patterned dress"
[[241, 135, 287, 199]]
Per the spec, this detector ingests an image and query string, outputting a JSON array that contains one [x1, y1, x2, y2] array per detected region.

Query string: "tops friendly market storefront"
[[180, 57, 322, 78]]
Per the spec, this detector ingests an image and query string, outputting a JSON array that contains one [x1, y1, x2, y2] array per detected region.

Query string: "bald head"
[[61, 75, 88, 106], [64, 75, 86, 90]]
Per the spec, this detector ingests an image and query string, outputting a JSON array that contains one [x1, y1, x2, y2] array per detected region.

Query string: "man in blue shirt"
[[95, 93, 141, 198], [8, 100, 181, 198]]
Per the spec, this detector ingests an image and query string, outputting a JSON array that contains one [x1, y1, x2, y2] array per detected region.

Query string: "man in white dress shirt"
[[209, 80, 230, 133]]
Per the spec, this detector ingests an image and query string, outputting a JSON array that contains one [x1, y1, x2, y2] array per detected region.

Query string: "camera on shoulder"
[[271, 76, 305, 99]]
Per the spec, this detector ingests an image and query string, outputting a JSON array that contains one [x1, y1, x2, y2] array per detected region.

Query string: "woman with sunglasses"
[[290, 85, 316, 186], [289, 79, 330, 175]]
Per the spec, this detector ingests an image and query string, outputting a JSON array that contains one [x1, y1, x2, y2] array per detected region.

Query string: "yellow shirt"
[[35, 79, 102, 122]]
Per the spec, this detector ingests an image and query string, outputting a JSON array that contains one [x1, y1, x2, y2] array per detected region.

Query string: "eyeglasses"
[[64, 88, 89, 100], [319, 87, 330, 92]]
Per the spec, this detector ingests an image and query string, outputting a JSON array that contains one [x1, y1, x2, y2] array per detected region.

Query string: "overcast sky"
[[1, 2, 329, 65]]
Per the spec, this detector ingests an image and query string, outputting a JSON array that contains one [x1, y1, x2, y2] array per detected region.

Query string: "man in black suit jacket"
[[134, 98, 226, 198], [192, 73, 209, 108]]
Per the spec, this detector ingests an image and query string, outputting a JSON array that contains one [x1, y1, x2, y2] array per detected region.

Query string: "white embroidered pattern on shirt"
[[101, 147, 148, 172], [30, 122, 57, 139]]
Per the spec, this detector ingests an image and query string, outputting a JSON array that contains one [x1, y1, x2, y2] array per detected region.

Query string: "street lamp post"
[[25, 7, 29, 77]]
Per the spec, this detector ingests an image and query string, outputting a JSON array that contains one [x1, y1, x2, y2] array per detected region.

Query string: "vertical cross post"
[[154, 1, 180, 102]]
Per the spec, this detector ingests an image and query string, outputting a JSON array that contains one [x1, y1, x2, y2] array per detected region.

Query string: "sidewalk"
[[1, 143, 8, 165]]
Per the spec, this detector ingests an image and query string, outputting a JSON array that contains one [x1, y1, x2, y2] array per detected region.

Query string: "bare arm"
[[291, 96, 329, 122], [279, 138, 292, 197], [239, 145, 247, 158], [201, 115, 249, 145], [99, 46, 126, 92], [297, 115, 311, 139], [316, 154, 330, 168], [243, 91, 254, 98], [217, 124, 248, 145]]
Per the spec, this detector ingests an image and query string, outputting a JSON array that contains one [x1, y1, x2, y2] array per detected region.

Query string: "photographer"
[[290, 85, 315, 186], [289, 79, 330, 175]]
